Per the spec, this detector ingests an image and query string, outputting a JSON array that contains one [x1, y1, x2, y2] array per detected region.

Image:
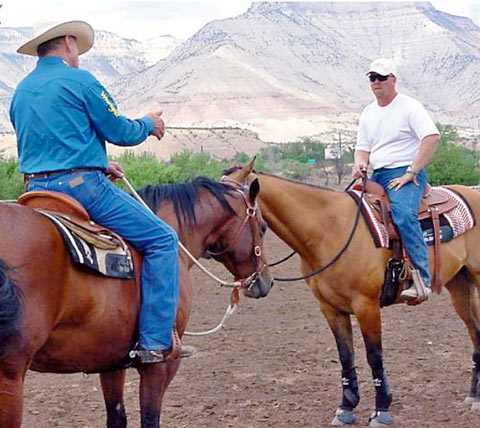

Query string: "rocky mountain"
[[113, 1, 480, 142], [1, 2, 479, 146], [0, 28, 181, 131]]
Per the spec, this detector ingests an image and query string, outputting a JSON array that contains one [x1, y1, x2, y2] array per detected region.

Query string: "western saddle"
[[18, 190, 142, 282], [354, 179, 459, 293]]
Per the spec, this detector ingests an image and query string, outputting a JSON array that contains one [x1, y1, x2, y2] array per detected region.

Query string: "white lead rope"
[[183, 304, 238, 336]]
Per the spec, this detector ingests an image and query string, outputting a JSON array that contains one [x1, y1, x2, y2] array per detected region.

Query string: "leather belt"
[[24, 167, 104, 182]]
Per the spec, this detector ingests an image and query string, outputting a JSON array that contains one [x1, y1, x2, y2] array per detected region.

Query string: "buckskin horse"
[[0, 176, 273, 428], [224, 160, 480, 427]]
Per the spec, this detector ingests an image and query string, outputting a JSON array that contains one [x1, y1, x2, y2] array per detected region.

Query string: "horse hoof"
[[331, 408, 356, 426], [464, 395, 474, 405], [369, 410, 393, 427], [471, 399, 480, 412]]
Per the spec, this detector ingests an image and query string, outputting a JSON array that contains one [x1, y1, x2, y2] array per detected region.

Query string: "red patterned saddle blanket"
[[348, 182, 475, 293], [348, 185, 475, 249]]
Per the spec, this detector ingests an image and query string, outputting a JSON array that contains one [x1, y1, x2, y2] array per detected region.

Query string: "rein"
[[269, 173, 367, 282], [268, 249, 297, 267], [253, 175, 364, 271]]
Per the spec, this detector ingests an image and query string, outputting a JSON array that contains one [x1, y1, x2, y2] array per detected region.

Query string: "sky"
[[1, 0, 479, 41]]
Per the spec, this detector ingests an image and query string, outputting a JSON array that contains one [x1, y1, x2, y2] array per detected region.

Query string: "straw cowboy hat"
[[17, 19, 94, 56]]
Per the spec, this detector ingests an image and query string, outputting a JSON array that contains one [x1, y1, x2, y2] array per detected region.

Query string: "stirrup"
[[400, 269, 431, 302], [129, 328, 193, 364], [130, 346, 196, 363]]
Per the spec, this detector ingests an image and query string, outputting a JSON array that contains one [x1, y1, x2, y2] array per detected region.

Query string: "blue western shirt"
[[10, 56, 154, 173]]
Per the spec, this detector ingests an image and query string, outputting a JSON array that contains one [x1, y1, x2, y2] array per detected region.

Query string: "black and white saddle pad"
[[40, 211, 134, 279]]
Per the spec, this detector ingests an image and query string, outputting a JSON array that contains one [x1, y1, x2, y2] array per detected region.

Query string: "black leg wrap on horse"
[[365, 340, 392, 411], [141, 409, 160, 428], [470, 352, 480, 397], [341, 368, 360, 411], [106, 402, 127, 428], [372, 369, 392, 411]]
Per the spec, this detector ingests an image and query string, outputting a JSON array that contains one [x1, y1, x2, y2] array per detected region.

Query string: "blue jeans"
[[371, 166, 431, 287], [26, 170, 179, 351]]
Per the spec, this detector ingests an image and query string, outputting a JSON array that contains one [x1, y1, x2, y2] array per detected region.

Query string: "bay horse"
[[0, 176, 273, 428], [225, 160, 480, 427]]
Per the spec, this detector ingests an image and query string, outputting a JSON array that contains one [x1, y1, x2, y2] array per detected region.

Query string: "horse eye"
[[260, 222, 267, 236]]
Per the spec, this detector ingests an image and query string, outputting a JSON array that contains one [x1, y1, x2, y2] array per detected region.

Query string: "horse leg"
[[318, 300, 359, 426], [353, 300, 393, 427], [100, 370, 128, 428], [0, 362, 27, 428], [137, 359, 181, 428], [445, 272, 480, 411]]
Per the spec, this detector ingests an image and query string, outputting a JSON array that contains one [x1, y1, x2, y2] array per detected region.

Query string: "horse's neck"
[[258, 174, 345, 254]]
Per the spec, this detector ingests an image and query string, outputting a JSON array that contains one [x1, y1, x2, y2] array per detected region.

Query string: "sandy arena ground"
[[21, 232, 479, 428]]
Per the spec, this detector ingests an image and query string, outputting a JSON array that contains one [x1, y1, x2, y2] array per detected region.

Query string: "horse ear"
[[244, 156, 256, 174], [249, 178, 260, 202]]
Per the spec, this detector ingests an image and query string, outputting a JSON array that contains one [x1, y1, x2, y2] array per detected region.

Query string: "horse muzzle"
[[243, 273, 274, 299]]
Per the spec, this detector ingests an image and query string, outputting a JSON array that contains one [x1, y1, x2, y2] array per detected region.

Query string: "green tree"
[[427, 124, 480, 185], [259, 138, 325, 174], [282, 159, 313, 180], [113, 151, 170, 189], [113, 151, 228, 188], [169, 151, 227, 180], [252, 153, 268, 172], [233, 152, 250, 164]]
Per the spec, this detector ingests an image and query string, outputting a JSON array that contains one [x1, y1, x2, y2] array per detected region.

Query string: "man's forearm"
[[354, 150, 370, 166]]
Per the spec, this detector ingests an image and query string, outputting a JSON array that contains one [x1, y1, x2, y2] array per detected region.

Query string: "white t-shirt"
[[356, 93, 439, 170]]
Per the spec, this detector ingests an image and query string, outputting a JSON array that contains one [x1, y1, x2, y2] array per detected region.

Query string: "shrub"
[[427, 124, 480, 185], [0, 157, 23, 200]]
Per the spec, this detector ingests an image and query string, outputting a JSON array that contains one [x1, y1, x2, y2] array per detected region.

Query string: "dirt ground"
[[22, 231, 479, 428]]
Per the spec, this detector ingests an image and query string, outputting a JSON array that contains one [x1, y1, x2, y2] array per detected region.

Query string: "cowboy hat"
[[17, 19, 94, 56]]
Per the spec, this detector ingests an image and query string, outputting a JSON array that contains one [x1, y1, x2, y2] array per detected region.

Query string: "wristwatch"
[[406, 165, 418, 177]]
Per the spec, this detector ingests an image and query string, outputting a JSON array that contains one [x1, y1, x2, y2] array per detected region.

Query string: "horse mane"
[[222, 166, 338, 193], [136, 177, 237, 227]]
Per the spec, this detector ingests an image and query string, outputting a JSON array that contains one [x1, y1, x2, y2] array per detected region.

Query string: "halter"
[[208, 176, 268, 291]]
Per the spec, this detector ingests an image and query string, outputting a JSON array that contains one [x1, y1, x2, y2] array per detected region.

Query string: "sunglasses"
[[368, 74, 390, 82]]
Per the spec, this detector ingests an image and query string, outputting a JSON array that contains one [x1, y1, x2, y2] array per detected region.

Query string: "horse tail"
[[0, 258, 22, 358]]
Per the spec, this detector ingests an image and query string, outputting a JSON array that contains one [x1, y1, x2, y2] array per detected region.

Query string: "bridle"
[[207, 176, 268, 291]]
